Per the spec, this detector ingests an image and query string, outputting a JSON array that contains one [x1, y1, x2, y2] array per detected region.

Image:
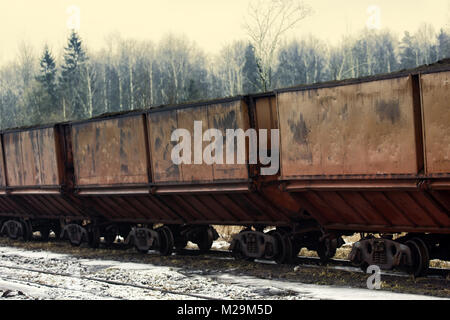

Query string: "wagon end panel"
[[3, 128, 61, 188], [251, 95, 280, 177], [38, 128, 61, 186], [71, 115, 149, 188], [278, 76, 419, 179], [0, 127, 88, 219], [254, 95, 278, 139], [0, 136, 5, 188], [421, 71, 450, 178]]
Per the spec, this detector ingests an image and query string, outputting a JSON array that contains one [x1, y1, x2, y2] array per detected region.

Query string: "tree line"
[[0, 23, 449, 130]]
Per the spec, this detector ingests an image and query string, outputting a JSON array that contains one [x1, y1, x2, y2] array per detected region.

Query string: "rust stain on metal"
[[72, 115, 149, 186], [278, 76, 418, 178], [148, 100, 249, 183], [288, 114, 309, 144], [375, 100, 401, 124], [208, 100, 249, 181], [287, 114, 312, 162], [177, 105, 214, 182], [148, 110, 181, 183], [420, 71, 450, 175]]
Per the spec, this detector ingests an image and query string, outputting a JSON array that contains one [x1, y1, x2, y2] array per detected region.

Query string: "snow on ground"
[[0, 244, 446, 300]]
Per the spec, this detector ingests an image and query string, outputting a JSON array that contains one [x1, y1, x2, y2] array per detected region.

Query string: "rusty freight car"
[[0, 125, 96, 241], [271, 65, 450, 275], [66, 97, 308, 257], [0, 61, 448, 277]]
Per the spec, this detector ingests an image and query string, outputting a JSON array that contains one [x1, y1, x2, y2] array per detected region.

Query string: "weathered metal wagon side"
[[0, 135, 30, 220], [0, 126, 94, 240], [67, 97, 304, 253], [420, 70, 450, 194], [275, 66, 450, 274], [0, 60, 447, 276]]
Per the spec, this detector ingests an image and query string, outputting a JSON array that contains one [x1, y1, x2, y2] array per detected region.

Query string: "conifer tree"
[[399, 31, 418, 69], [59, 30, 90, 120], [37, 46, 58, 105], [242, 44, 261, 93], [437, 29, 450, 60]]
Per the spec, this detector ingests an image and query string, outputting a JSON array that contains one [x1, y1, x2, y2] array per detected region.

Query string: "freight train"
[[0, 60, 449, 277]]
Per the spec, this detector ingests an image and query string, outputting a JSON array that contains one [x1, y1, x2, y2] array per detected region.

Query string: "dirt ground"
[[0, 236, 448, 300]]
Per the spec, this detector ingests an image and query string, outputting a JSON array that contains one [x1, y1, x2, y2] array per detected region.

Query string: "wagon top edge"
[[275, 59, 450, 94], [1, 58, 449, 134]]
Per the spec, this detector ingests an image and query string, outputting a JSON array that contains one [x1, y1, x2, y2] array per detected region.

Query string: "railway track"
[[177, 247, 450, 280], [0, 263, 218, 300], [1, 238, 449, 299], [0, 272, 127, 300], [3, 237, 448, 282]]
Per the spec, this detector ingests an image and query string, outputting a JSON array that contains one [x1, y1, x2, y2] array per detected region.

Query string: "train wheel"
[[270, 230, 294, 264], [359, 262, 370, 273], [231, 239, 255, 261], [65, 224, 86, 247], [39, 227, 51, 241], [196, 227, 214, 253], [70, 238, 82, 247], [88, 226, 101, 249], [292, 242, 302, 259], [169, 226, 187, 251], [3, 221, 22, 240], [104, 233, 116, 246], [129, 227, 158, 253], [174, 238, 188, 251], [20, 220, 33, 241], [198, 238, 212, 252], [51, 224, 61, 240], [118, 225, 132, 244], [230, 230, 255, 262], [406, 238, 430, 277], [104, 225, 119, 246], [231, 240, 245, 260], [158, 226, 174, 256], [317, 238, 337, 264]]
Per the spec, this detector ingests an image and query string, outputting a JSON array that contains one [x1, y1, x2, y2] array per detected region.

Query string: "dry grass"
[[213, 225, 244, 242], [430, 259, 450, 268]]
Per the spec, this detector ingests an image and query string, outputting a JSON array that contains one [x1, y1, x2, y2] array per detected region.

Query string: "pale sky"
[[0, 0, 449, 65]]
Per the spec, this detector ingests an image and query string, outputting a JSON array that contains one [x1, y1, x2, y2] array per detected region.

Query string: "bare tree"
[[139, 41, 156, 106], [83, 61, 96, 118], [120, 39, 137, 110], [244, 0, 312, 90], [215, 41, 247, 96], [415, 23, 437, 65], [17, 41, 36, 87], [105, 32, 124, 111]]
